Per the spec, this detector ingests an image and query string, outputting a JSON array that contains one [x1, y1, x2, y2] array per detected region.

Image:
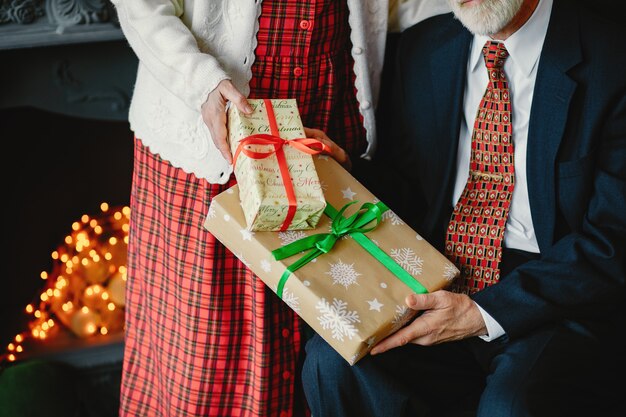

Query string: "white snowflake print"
[[390, 248, 423, 276], [349, 353, 359, 365], [367, 337, 377, 347], [382, 210, 404, 226], [443, 263, 459, 281], [223, 214, 231, 222], [281, 288, 300, 313], [416, 234, 424, 241], [260, 259, 272, 273], [240, 229, 254, 241], [341, 187, 357, 200], [206, 203, 216, 219], [318, 155, 330, 161], [315, 298, 360, 342], [278, 230, 308, 246], [391, 305, 413, 332], [326, 260, 361, 288]]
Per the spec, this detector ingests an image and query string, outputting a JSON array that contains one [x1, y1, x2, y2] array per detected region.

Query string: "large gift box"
[[204, 156, 459, 365], [228, 98, 326, 231]]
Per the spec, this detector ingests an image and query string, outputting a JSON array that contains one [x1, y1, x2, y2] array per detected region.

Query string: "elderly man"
[[301, 0, 626, 416]]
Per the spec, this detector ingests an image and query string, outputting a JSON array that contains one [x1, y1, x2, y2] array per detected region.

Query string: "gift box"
[[228, 98, 327, 231], [204, 156, 459, 365]]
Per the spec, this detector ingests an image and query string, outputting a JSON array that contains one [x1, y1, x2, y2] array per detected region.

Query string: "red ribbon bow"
[[233, 99, 331, 231]]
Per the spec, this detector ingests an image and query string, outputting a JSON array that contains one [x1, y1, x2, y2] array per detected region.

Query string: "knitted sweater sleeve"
[[111, 0, 229, 111]]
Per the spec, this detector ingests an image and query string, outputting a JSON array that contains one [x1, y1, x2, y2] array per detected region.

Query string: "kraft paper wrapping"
[[228, 98, 326, 231], [204, 156, 459, 365]]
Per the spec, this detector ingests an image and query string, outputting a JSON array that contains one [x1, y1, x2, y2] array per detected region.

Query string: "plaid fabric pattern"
[[446, 41, 515, 295], [120, 1, 365, 416], [250, 0, 366, 157]]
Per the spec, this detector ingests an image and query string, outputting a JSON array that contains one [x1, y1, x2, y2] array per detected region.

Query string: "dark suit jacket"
[[376, 0, 626, 341]]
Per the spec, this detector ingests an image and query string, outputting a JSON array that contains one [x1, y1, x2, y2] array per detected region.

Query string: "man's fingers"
[[405, 293, 440, 311], [370, 319, 431, 355]]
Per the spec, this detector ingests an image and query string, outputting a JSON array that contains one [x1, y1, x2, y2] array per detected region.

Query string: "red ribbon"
[[233, 99, 330, 231]]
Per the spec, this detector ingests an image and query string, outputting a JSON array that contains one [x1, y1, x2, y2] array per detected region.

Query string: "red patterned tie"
[[445, 41, 515, 295]]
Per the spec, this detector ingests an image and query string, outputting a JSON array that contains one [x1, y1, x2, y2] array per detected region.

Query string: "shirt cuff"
[[475, 302, 506, 341]]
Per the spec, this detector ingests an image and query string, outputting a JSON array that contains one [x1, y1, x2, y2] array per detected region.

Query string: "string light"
[[0, 203, 130, 365]]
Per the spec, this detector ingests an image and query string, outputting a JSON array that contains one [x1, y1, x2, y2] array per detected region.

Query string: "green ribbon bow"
[[271, 201, 429, 298]]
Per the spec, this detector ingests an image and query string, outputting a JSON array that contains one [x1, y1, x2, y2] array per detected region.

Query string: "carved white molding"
[[0, 0, 122, 49], [1, 0, 114, 26]]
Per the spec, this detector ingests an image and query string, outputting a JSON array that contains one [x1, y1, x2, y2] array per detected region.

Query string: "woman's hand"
[[304, 127, 352, 171], [201, 79, 253, 164]]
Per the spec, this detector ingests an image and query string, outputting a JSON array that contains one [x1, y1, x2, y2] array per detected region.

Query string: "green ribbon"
[[271, 201, 429, 298]]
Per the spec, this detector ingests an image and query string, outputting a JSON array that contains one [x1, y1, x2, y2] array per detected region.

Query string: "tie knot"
[[482, 41, 509, 69]]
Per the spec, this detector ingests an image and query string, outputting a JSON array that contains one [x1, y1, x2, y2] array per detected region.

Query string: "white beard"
[[447, 0, 524, 36]]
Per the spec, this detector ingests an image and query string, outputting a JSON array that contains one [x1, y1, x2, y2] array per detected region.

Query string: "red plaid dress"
[[119, 1, 366, 416]]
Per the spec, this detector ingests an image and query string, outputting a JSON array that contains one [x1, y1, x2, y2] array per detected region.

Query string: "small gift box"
[[204, 156, 459, 365], [228, 98, 328, 231]]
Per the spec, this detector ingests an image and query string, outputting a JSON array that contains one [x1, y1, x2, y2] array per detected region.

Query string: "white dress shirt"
[[455, 0, 553, 340]]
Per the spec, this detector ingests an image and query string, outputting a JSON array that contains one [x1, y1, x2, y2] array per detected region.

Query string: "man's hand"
[[201, 79, 253, 164], [303, 127, 352, 171], [370, 290, 488, 355]]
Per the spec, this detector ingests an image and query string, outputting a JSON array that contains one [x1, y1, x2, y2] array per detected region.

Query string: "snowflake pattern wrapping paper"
[[228, 98, 326, 231], [204, 156, 459, 365]]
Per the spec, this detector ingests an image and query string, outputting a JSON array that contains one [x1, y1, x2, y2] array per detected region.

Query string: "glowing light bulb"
[[102, 292, 109, 300], [81, 214, 89, 223], [40, 293, 48, 302], [8, 354, 15, 362], [7, 343, 14, 351], [107, 303, 115, 311], [15, 335, 23, 343], [40, 271, 48, 280], [94, 226, 103, 235], [114, 211, 122, 220], [16, 345, 23, 353], [100, 327, 108, 335], [34, 311, 41, 318], [25, 304, 33, 313], [90, 219, 98, 228], [109, 237, 118, 245], [51, 251, 59, 259], [72, 222, 80, 231], [65, 236, 73, 244], [104, 253, 113, 260], [81, 306, 89, 313]]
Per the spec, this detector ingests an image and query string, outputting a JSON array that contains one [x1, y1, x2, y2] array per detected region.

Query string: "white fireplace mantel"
[[0, 0, 137, 121]]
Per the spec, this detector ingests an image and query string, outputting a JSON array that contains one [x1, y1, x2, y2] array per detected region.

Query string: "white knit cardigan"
[[111, 0, 449, 184]]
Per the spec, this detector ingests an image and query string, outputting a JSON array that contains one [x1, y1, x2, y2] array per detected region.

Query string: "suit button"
[[299, 20, 310, 30], [293, 67, 303, 76], [353, 46, 363, 55], [360, 100, 371, 110]]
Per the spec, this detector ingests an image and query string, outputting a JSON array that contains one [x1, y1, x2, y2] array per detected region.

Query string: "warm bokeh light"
[[0, 204, 129, 365]]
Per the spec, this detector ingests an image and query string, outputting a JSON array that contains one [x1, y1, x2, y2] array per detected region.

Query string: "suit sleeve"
[[473, 90, 626, 339]]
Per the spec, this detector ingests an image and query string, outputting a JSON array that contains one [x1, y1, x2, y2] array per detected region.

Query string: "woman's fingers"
[[304, 127, 352, 171]]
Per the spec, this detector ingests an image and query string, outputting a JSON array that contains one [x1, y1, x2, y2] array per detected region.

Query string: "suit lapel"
[[425, 25, 472, 237], [527, 1, 581, 251]]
